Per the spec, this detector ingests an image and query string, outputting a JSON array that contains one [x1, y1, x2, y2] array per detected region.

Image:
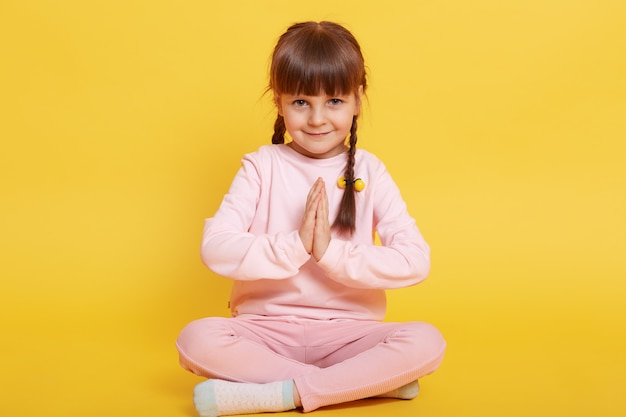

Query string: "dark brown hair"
[[269, 21, 367, 235]]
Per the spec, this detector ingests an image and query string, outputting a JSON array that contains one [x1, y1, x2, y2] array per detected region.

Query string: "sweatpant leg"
[[294, 320, 446, 412], [176, 316, 319, 383]]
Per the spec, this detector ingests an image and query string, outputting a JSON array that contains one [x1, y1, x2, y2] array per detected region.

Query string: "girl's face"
[[276, 88, 362, 159]]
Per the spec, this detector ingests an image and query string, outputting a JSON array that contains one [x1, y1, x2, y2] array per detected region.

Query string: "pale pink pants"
[[176, 315, 446, 412]]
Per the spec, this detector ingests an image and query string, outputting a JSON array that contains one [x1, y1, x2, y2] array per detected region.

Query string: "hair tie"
[[338, 176, 365, 192]]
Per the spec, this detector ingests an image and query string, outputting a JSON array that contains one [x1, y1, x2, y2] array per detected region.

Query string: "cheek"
[[282, 115, 302, 138], [338, 114, 354, 131], [284, 111, 308, 128], [282, 116, 297, 132]]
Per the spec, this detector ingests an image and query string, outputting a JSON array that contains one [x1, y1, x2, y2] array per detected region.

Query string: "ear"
[[274, 93, 283, 116], [354, 85, 364, 116]]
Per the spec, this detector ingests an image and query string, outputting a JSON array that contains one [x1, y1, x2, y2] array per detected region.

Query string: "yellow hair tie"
[[338, 176, 365, 192]]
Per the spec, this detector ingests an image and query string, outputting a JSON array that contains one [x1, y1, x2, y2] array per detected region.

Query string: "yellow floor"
[[2, 280, 624, 417], [3, 335, 624, 417]]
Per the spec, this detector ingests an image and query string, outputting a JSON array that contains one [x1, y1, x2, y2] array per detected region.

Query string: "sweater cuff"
[[289, 230, 312, 265], [316, 239, 343, 272]]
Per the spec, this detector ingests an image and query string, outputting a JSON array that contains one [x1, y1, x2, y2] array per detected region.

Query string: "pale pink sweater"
[[201, 144, 430, 321]]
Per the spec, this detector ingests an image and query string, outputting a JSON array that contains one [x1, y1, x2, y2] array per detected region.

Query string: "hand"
[[311, 180, 330, 261], [299, 178, 331, 261]]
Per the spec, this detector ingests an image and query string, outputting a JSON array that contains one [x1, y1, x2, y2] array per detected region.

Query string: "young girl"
[[177, 21, 446, 417]]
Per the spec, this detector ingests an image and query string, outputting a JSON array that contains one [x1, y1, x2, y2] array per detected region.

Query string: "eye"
[[293, 99, 308, 107], [328, 98, 343, 106]]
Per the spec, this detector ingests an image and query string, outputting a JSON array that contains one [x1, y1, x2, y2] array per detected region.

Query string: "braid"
[[272, 115, 286, 144], [332, 116, 358, 235]]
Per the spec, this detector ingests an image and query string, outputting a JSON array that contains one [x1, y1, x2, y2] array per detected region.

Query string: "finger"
[[319, 182, 329, 220], [300, 179, 323, 255], [304, 178, 323, 210], [312, 184, 331, 261]]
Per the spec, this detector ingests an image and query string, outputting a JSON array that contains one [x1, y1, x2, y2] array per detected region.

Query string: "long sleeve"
[[317, 161, 430, 290], [201, 152, 311, 280]]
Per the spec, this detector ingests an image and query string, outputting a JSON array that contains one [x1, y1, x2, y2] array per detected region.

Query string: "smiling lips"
[[305, 131, 331, 137]]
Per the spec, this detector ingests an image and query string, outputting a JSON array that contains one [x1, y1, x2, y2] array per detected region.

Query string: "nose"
[[308, 105, 326, 126]]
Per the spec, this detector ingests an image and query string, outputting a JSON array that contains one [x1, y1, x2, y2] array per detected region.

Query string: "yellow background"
[[1, 1, 625, 416]]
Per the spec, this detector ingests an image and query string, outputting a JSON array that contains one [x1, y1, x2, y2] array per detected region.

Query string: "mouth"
[[304, 131, 331, 137]]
